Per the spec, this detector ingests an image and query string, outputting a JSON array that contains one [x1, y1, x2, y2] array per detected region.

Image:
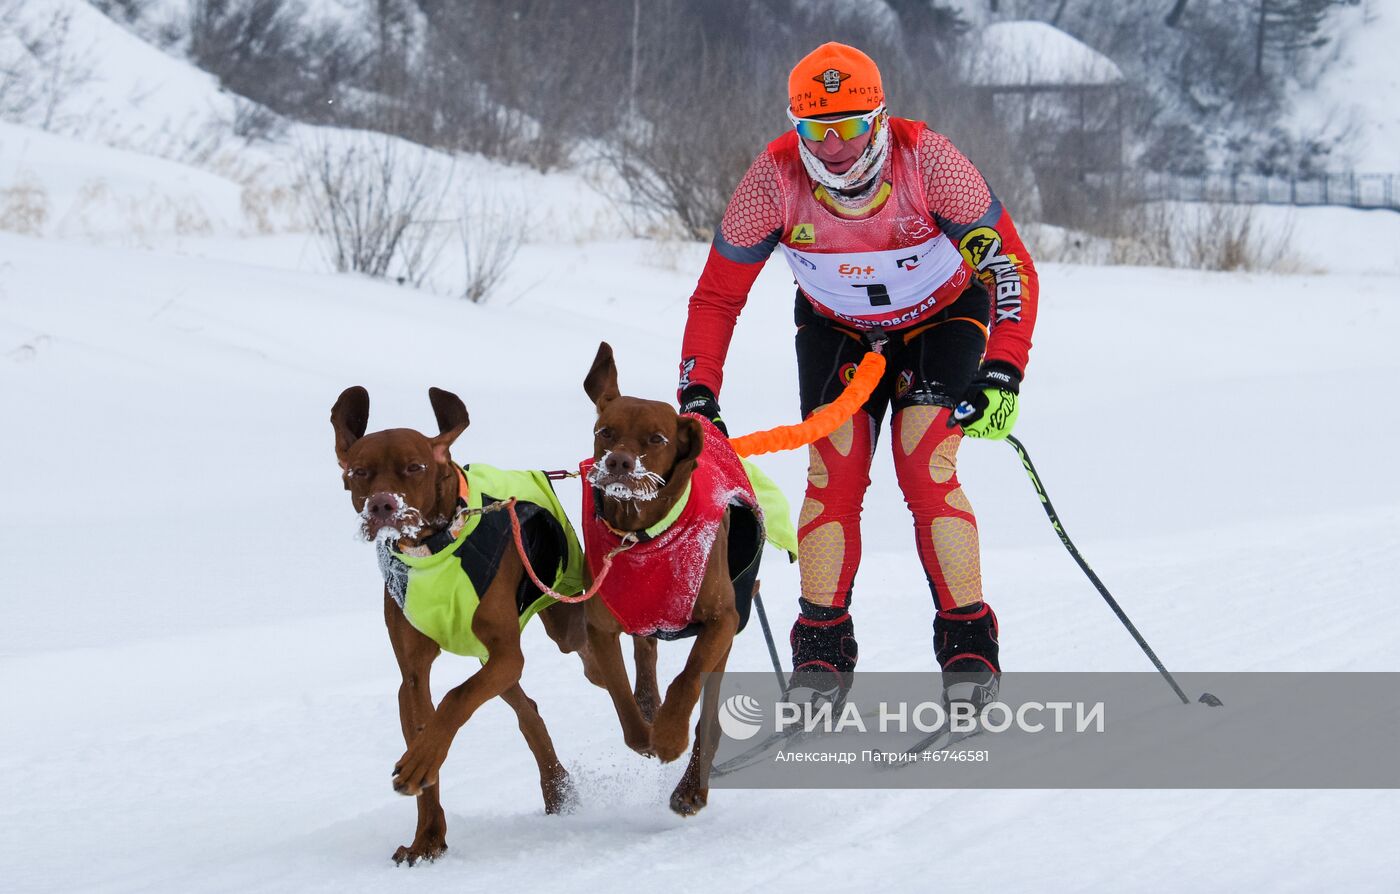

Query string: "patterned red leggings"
[[798, 406, 980, 611], [793, 287, 989, 611]]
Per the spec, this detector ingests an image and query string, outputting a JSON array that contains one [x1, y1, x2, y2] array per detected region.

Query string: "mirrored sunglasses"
[[787, 107, 884, 142]]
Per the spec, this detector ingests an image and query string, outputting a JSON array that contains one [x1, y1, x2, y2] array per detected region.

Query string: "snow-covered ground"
[[4, 220, 1400, 892], [3, 3, 1400, 892]]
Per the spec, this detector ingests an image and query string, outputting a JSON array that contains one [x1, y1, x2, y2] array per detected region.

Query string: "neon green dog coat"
[[377, 464, 583, 660]]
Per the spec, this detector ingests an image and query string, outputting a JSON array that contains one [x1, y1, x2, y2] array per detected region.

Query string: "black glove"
[[947, 361, 1022, 440], [679, 385, 728, 435]]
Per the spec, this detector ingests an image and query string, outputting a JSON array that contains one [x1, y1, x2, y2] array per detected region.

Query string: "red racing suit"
[[678, 116, 1039, 622]]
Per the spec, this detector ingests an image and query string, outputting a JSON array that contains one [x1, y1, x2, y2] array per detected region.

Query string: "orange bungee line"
[[728, 350, 887, 457]]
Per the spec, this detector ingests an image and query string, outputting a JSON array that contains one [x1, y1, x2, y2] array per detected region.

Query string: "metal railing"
[[1128, 171, 1400, 212]]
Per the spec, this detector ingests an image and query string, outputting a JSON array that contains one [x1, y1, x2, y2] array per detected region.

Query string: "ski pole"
[[751, 589, 787, 695], [1005, 435, 1222, 707]]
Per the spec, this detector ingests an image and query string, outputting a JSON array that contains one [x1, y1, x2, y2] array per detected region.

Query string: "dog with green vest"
[[331, 385, 599, 866]]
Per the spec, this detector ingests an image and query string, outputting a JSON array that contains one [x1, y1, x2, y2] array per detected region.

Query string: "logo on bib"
[[791, 223, 816, 245]]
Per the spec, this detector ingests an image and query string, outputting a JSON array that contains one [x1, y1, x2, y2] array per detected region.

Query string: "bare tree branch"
[[296, 134, 446, 282], [459, 190, 524, 304]]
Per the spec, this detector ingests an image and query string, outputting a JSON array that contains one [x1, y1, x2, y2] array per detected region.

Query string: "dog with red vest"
[[579, 341, 793, 816]]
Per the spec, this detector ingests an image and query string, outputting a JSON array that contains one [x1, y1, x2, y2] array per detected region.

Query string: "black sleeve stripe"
[[937, 195, 1005, 244], [714, 227, 782, 264]]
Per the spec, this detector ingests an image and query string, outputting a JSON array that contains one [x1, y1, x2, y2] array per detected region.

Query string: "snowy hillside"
[[3, 4, 1400, 893], [1296, 0, 1400, 170]]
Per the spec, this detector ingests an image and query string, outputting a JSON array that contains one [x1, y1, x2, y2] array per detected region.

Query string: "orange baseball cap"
[[788, 42, 884, 118]]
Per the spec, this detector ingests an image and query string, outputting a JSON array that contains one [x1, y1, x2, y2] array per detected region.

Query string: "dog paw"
[[393, 736, 449, 796], [392, 839, 447, 866], [622, 721, 655, 757], [543, 768, 578, 815], [668, 782, 709, 816], [649, 701, 693, 763]]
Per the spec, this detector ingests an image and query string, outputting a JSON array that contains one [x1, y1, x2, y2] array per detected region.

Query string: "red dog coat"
[[581, 416, 759, 637]]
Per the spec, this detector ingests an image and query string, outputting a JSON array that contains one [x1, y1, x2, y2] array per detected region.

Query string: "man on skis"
[[676, 42, 1039, 708]]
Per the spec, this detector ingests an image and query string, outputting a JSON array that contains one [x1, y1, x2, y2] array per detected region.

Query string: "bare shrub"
[[240, 177, 297, 234], [597, 14, 799, 239], [224, 153, 306, 235], [1028, 201, 1298, 272], [0, 171, 49, 236], [297, 135, 447, 281], [599, 108, 771, 241], [1110, 202, 1296, 271], [459, 191, 524, 304], [1186, 203, 1295, 271], [398, 218, 450, 289]]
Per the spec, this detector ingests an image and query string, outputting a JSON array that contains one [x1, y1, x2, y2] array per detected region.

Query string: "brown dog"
[[331, 385, 593, 864], [579, 342, 775, 815]]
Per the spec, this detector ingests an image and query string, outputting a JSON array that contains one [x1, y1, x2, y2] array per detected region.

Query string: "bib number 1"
[[851, 283, 891, 307]]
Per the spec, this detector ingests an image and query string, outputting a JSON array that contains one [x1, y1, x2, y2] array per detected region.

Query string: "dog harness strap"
[[417, 501, 468, 556]]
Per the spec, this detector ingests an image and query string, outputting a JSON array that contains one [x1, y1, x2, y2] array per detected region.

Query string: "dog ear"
[[428, 387, 470, 464], [674, 416, 706, 466], [658, 416, 706, 501], [331, 386, 370, 464], [583, 341, 620, 408]]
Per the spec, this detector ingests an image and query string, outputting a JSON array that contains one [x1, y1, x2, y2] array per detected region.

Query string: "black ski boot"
[[934, 601, 1000, 711], [787, 599, 858, 707]]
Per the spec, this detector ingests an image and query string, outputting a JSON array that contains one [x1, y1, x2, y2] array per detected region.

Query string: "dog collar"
[[641, 481, 691, 539]]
